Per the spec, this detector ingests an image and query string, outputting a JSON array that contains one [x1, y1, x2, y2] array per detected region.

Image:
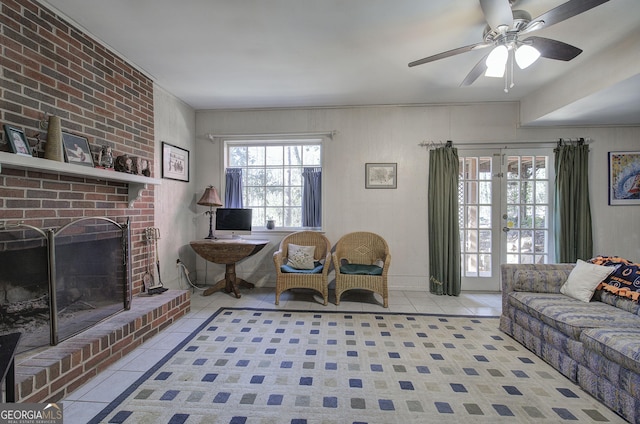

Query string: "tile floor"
[[61, 288, 502, 423]]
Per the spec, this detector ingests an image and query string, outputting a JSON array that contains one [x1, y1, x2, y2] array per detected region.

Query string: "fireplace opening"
[[0, 217, 131, 354]]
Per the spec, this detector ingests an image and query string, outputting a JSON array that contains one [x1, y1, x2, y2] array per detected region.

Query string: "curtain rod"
[[419, 138, 592, 149], [206, 131, 337, 141]]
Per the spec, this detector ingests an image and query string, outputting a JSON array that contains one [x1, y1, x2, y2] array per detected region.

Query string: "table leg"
[[225, 263, 241, 298], [235, 279, 255, 289], [201, 263, 246, 298], [202, 279, 226, 296]]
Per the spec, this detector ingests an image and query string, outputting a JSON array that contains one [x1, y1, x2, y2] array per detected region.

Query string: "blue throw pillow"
[[340, 264, 383, 275]]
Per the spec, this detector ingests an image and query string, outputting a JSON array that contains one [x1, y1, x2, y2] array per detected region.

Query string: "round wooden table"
[[190, 239, 268, 298]]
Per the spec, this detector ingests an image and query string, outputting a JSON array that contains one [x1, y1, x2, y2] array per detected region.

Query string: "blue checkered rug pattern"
[[89, 308, 626, 424]]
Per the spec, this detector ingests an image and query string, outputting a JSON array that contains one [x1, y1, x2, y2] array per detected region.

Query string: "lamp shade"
[[485, 45, 508, 78], [197, 186, 223, 207], [515, 45, 541, 69]]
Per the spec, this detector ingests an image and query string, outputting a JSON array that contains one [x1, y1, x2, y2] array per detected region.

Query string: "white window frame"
[[223, 138, 324, 231]]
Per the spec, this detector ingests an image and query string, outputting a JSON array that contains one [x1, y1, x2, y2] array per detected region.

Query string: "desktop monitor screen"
[[215, 208, 252, 237]]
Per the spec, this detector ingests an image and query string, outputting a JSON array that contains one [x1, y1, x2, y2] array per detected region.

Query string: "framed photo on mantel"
[[62, 132, 94, 167], [162, 142, 189, 182], [3, 124, 32, 157]]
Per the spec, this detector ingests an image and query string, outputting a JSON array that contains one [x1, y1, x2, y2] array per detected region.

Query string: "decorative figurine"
[[131, 156, 151, 177], [114, 154, 134, 173], [139, 159, 151, 177], [98, 145, 114, 169]]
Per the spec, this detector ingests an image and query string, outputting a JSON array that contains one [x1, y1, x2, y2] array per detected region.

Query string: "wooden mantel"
[[0, 152, 161, 208]]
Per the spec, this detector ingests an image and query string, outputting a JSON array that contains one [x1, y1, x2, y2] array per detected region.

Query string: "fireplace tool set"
[[143, 227, 168, 295]]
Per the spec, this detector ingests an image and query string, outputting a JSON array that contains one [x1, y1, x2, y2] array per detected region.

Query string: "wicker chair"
[[332, 231, 391, 308], [273, 231, 331, 306]]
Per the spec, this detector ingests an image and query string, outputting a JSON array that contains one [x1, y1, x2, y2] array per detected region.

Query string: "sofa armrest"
[[501, 263, 575, 316]]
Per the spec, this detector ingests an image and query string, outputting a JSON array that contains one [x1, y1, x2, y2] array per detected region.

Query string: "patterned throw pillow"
[[588, 256, 640, 302], [287, 244, 316, 270]]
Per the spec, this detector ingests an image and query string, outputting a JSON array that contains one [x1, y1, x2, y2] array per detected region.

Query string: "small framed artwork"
[[62, 132, 94, 167], [162, 142, 189, 182], [608, 151, 640, 205], [3, 125, 32, 157], [365, 163, 397, 189]]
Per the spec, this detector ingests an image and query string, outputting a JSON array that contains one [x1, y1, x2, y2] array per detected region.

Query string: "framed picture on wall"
[[365, 163, 397, 189], [608, 151, 640, 205], [3, 124, 32, 157], [162, 142, 189, 182], [62, 132, 94, 167]]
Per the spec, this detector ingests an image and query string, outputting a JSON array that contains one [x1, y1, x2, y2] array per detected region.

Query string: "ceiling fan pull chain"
[[509, 51, 515, 89], [503, 54, 509, 93]]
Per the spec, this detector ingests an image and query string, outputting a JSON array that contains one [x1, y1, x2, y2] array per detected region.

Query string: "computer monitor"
[[215, 208, 252, 237]]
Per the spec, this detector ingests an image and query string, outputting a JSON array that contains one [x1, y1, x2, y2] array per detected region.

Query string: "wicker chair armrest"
[[273, 250, 285, 270], [320, 251, 331, 275], [381, 253, 391, 275], [331, 252, 342, 275]]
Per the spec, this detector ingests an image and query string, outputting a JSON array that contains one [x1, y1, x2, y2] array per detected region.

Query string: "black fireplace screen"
[[0, 217, 131, 354]]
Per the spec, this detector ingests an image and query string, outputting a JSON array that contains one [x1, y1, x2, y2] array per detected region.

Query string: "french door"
[[458, 148, 555, 291]]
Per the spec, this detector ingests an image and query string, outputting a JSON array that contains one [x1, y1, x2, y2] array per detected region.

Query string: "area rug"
[[89, 308, 626, 424]]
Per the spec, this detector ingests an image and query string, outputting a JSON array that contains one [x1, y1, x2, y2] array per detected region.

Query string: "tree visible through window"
[[226, 141, 322, 228]]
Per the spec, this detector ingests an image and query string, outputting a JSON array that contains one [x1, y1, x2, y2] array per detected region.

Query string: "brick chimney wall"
[[1, 0, 155, 295]]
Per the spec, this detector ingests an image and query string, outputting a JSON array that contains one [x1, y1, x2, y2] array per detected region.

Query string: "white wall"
[[192, 103, 640, 291], [153, 85, 198, 289]]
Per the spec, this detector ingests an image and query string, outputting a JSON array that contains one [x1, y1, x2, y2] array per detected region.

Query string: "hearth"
[[0, 217, 131, 354]]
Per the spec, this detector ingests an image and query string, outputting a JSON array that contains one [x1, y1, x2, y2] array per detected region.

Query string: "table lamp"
[[197, 185, 223, 239]]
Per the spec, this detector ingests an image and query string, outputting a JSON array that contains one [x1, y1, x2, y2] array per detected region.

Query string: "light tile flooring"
[[61, 288, 502, 423]]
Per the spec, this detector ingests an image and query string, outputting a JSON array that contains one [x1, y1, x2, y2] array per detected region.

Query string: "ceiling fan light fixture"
[[515, 44, 541, 69], [485, 45, 508, 78]]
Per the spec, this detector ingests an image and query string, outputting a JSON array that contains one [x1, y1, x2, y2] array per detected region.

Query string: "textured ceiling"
[[42, 0, 640, 126]]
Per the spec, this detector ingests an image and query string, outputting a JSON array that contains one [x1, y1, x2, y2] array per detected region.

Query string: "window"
[[225, 140, 322, 229]]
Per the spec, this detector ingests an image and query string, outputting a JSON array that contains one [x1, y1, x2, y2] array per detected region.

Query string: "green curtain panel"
[[428, 146, 461, 295], [554, 143, 593, 262]]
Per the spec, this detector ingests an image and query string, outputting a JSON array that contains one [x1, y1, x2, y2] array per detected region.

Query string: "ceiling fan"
[[408, 0, 610, 91]]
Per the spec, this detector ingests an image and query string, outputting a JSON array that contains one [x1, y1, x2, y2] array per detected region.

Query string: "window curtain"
[[302, 167, 322, 227], [224, 168, 243, 208], [554, 142, 593, 262], [428, 146, 461, 296]]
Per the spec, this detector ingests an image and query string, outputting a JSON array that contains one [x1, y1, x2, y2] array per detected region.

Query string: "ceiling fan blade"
[[527, 0, 610, 31], [526, 36, 582, 61], [460, 53, 490, 87], [480, 0, 513, 31], [408, 42, 488, 67]]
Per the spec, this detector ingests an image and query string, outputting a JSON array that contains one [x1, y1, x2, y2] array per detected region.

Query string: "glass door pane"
[[502, 152, 554, 265], [458, 151, 501, 291]]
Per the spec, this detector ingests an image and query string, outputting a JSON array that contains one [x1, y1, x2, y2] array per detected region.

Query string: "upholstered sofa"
[[500, 263, 640, 423]]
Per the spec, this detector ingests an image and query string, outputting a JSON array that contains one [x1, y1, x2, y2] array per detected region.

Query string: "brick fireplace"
[[1, 0, 156, 276], [1, 0, 191, 402], [1, 217, 133, 353]]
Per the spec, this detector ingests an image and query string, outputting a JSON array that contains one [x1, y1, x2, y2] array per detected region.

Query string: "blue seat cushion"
[[281, 262, 324, 274], [340, 264, 383, 275]]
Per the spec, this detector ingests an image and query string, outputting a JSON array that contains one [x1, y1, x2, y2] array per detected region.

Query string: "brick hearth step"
[[9, 290, 190, 403]]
